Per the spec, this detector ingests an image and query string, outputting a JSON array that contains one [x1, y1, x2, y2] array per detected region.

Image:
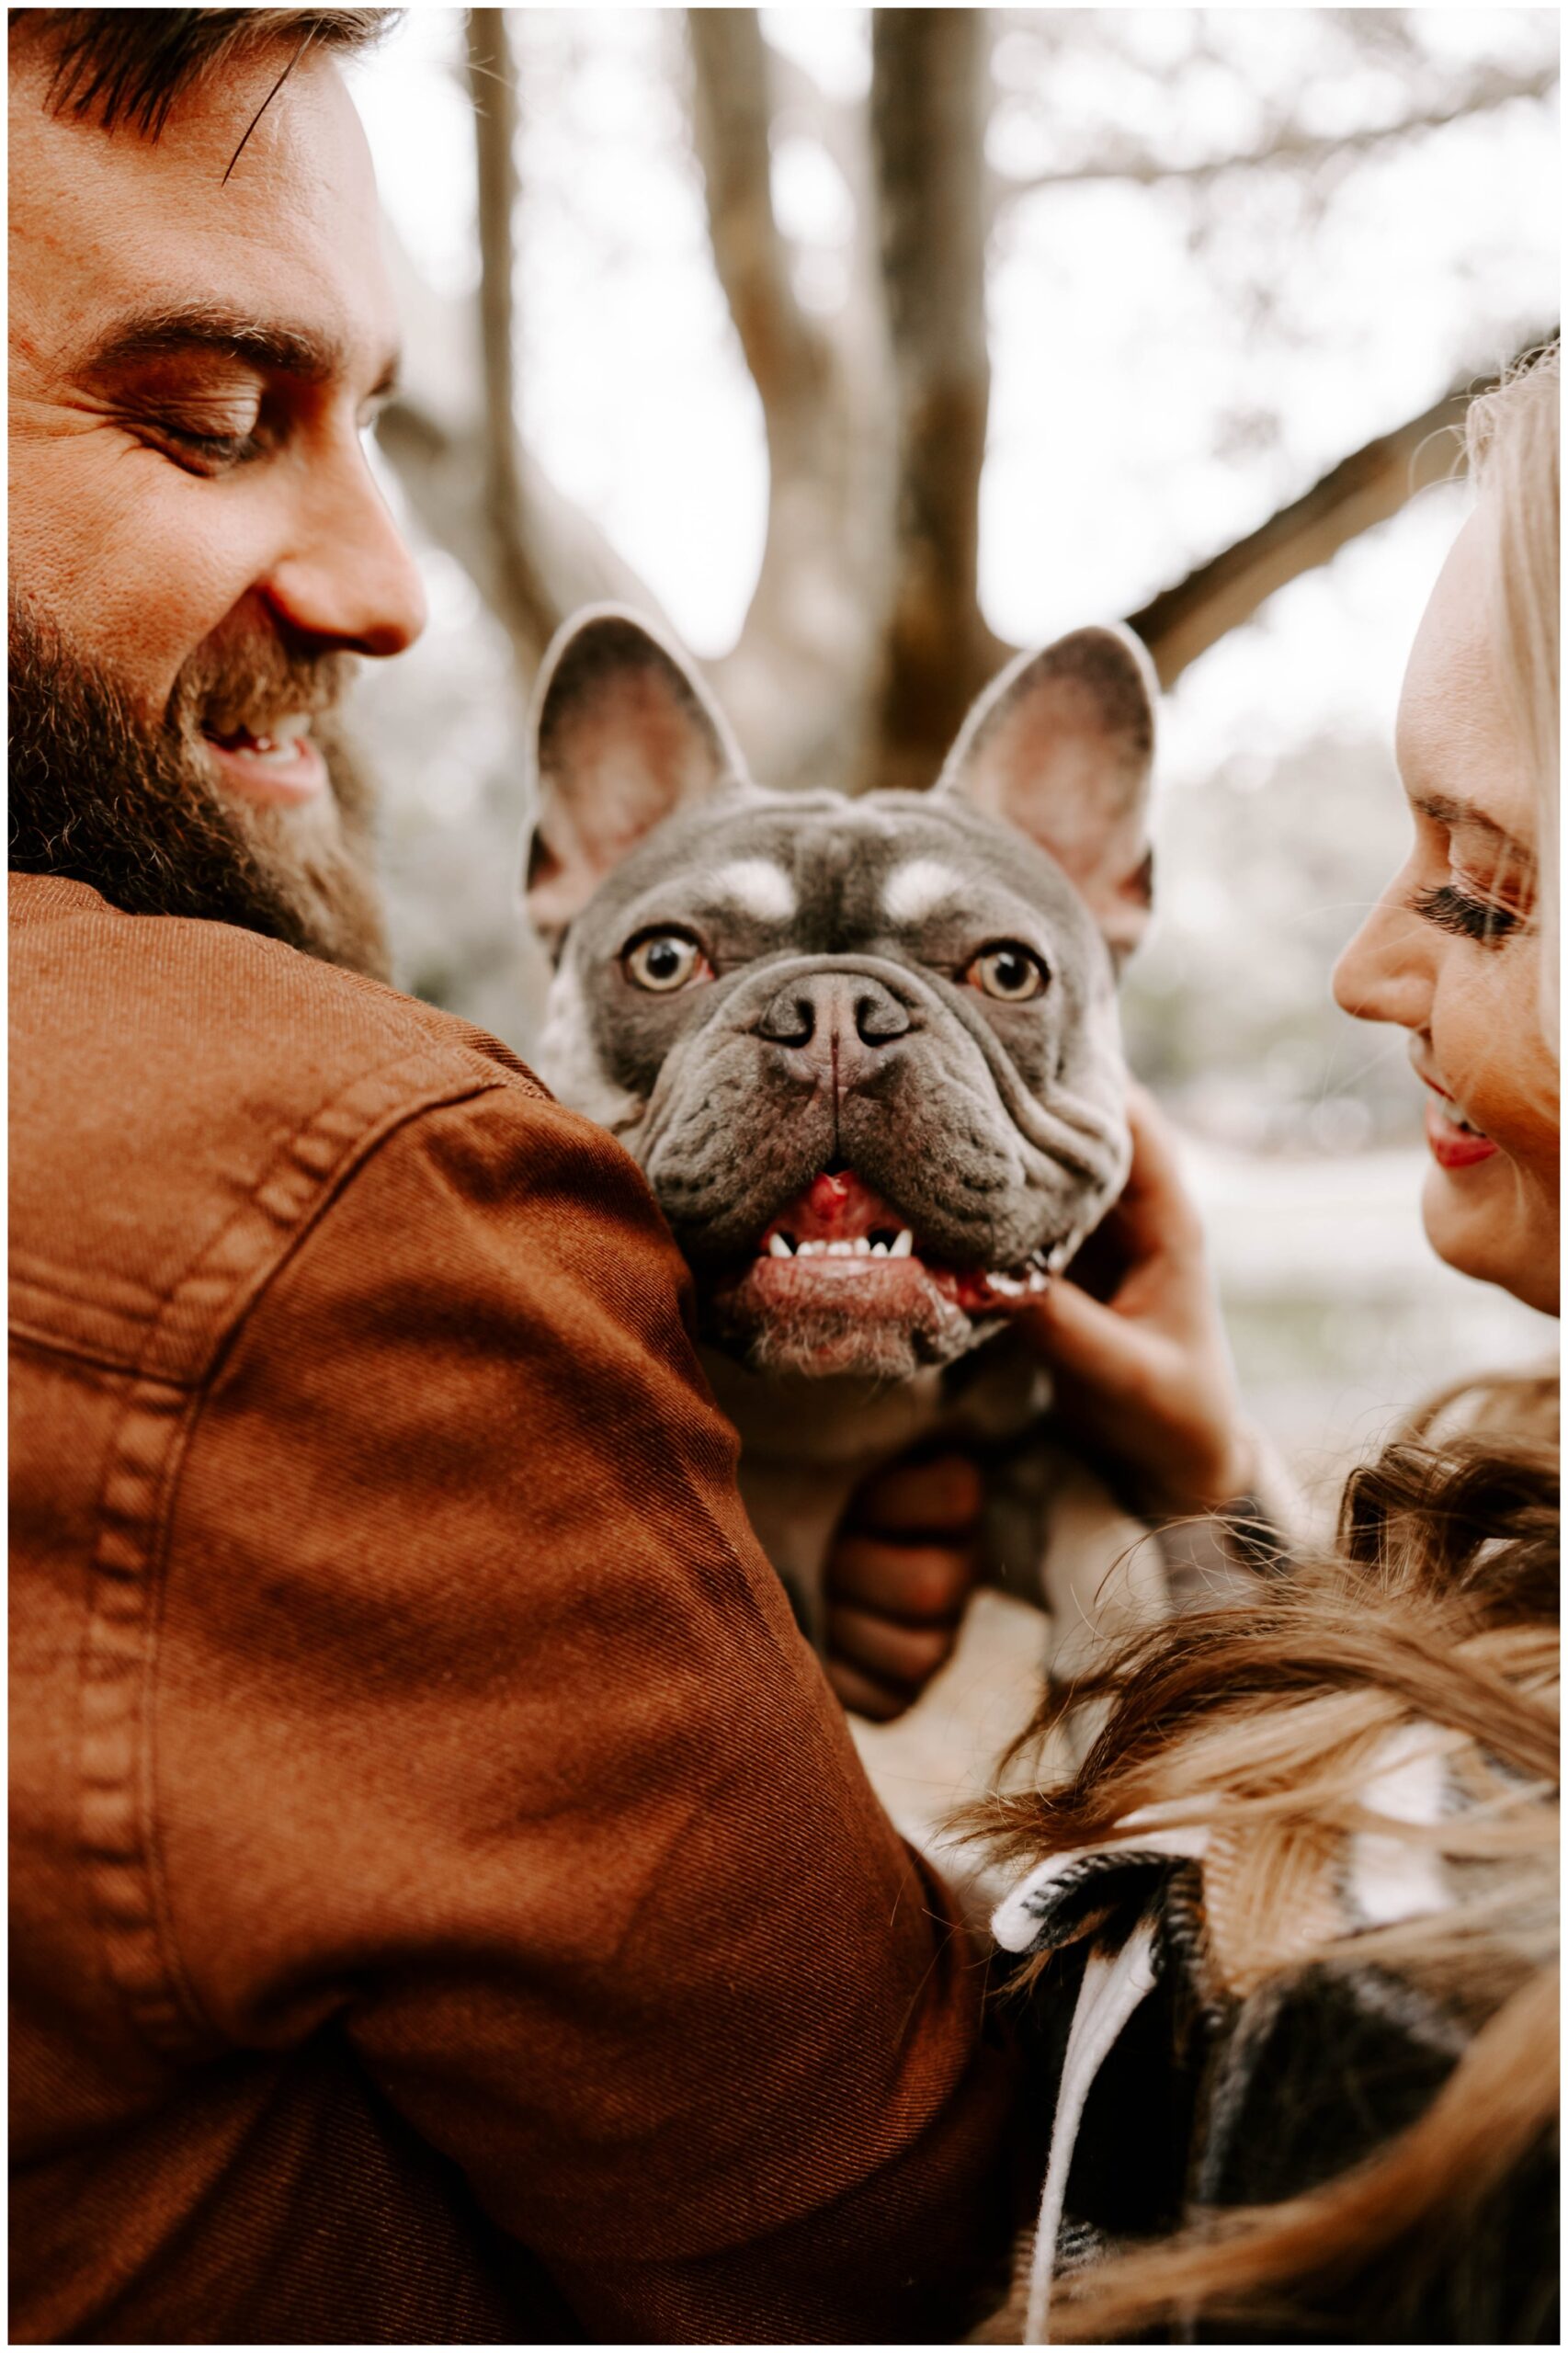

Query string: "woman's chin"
[[1420, 1160, 1560, 1316]]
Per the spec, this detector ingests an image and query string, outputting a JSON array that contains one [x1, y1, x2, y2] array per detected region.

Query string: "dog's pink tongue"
[[770, 1169, 904, 1244]]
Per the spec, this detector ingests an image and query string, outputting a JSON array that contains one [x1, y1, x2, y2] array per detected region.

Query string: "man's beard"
[[7, 598, 392, 980]]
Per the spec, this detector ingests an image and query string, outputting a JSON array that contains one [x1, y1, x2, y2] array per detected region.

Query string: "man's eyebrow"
[[1411, 791, 1534, 864], [85, 306, 401, 397]]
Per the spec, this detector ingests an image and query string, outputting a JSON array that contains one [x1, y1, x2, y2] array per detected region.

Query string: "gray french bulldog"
[[520, 606, 1157, 1642]]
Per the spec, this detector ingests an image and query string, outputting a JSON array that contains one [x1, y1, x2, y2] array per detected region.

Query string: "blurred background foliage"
[[347, 8, 1558, 1483]]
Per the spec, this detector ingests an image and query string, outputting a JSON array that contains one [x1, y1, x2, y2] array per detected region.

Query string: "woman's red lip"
[[1424, 1097, 1499, 1169]]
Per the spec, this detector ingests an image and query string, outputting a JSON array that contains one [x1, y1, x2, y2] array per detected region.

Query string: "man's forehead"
[[11, 43, 397, 384]]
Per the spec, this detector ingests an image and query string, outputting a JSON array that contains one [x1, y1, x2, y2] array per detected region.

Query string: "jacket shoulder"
[[8, 875, 551, 1381]]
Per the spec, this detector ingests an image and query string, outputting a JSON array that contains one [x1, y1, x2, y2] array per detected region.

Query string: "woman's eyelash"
[[1411, 881, 1520, 944]]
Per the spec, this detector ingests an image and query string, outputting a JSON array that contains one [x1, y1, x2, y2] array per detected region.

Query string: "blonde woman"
[[976, 346, 1559, 2344]]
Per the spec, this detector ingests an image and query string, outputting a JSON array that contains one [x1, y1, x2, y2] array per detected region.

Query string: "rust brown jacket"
[[8, 873, 1014, 2345]]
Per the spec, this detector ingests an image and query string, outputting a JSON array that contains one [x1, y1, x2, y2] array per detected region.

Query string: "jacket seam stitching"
[[141, 1047, 506, 1386], [77, 1057, 512, 2056], [16, 1040, 519, 1381], [8, 1324, 161, 1383]]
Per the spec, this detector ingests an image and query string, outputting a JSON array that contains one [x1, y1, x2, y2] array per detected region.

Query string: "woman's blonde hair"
[[974, 1372, 1559, 2340], [970, 349, 1562, 2343], [1466, 340, 1560, 1048]]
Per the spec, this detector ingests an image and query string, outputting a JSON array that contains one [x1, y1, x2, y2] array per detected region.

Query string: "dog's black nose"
[[756, 972, 912, 1081]]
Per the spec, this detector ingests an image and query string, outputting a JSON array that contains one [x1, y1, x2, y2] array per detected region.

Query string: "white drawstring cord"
[[1022, 1923, 1160, 2344]]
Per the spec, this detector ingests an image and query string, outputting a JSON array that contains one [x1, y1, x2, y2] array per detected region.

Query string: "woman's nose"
[[1332, 885, 1434, 1031]]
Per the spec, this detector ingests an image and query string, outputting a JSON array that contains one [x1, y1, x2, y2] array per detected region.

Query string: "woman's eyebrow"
[[1411, 790, 1534, 865], [83, 303, 401, 398]]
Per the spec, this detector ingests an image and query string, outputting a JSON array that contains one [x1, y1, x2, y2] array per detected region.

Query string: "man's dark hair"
[[13, 8, 395, 142]]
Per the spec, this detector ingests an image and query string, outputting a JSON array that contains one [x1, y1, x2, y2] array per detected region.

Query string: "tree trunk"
[[689, 11, 891, 795], [465, 8, 561, 669], [868, 8, 1001, 791]]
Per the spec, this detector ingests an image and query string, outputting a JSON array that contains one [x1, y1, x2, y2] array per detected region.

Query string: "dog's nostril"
[[757, 989, 815, 1047], [855, 990, 910, 1047], [756, 976, 910, 1051]]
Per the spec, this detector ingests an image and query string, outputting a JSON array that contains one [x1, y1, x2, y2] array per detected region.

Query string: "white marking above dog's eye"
[[882, 858, 964, 926], [708, 858, 798, 922]]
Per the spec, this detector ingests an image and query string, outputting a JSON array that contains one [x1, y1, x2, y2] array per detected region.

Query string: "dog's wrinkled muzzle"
[[634, 950, 1127, 1283]]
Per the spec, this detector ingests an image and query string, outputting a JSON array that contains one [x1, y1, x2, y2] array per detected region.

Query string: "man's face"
[[7, 36, 426, 971]]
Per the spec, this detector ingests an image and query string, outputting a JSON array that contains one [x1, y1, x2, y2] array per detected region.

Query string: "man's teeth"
[[211, 718, 311, 761]]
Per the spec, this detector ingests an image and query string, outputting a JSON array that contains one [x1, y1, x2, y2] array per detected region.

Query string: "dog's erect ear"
[[522, 606, 748, 949], [936, 625, 1157, 963]]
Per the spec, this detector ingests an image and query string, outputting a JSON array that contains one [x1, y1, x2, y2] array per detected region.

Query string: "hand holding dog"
[[824, 1454, 984, 1721], [1019, 1084, 1256, 1518]]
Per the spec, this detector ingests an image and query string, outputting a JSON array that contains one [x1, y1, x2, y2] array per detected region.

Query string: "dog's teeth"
[[797, 1239, 825, 1256], [988, 1272, 1023, 1297], [826, 1240, 852, 1256], [852, 1236, 871, 1256], [890, 1229, 915, 1258], [767, 1233, 792, 1258], [1026, 1268, 1049, 1292], [869, 1241, 889, 1257]]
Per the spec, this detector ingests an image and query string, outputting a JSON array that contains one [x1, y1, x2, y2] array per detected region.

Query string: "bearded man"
[[7, 13, 1010, 2342]]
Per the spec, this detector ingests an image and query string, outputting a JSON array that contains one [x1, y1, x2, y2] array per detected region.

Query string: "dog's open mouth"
[[705, 1165, 1050, 1324], [752, 1168, 1051, 1310], [698, 1169, 1058, 1378]]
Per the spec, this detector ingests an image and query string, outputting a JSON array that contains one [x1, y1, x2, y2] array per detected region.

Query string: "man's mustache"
[[167, 634, 358, 743]]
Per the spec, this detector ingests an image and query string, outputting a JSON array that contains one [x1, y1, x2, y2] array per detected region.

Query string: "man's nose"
[[1332, 884, 1434, 1030], [261, 440, 427, 659], [756, 972, 913, 1090]]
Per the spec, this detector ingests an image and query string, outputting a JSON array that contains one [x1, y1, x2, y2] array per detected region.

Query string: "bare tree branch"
[[1127, 335, 1557, 687], [686, 10, 832, 464], [869, 7, 1001, 790], [465, 7, 561, 666], [687, 11, 894, 795], [376, 206, 672, 662], [999, 63, 1556, 199], [379, 398, 674, 641]]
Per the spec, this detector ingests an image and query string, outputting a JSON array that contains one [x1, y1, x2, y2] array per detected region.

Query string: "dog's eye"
[[965, 942, 1049, 1002], [623, 930, 708, 993]]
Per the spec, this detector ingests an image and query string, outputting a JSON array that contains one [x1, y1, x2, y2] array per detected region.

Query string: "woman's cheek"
[[1441, 958, 1559, 1167]]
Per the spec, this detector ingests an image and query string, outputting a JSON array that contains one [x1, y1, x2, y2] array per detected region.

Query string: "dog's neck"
[[699, 1345, 950, 1467]]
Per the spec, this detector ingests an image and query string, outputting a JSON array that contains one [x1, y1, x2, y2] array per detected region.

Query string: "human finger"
[[1015, 1273, 1153, 1382], [844, 1450, 983, 1537], [1113, 1084, 1203, 1245], [824, 1602, 957, 1688], [824, 1655, 918, 1722], [825, 1532, 976, 1624]]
